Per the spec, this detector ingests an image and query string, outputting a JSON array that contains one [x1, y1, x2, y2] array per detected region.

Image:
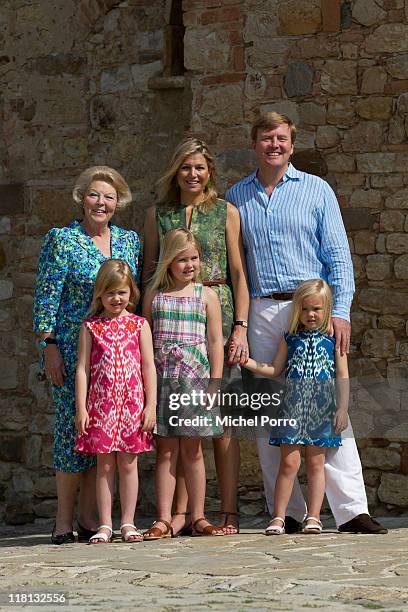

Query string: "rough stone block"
[[366, 24, 408, 54], [321, 60, 357, 95], [101, 66, 131, 93], [356, 153, 396, 174], [351, 311, 372, 341], [343, 122, 384, 153], [200, 84, 243, 125], [394, 254, 408, 279], [33, 499, 57, 518], [380, 211, 405, 232], [385, 188, 408, 209], [299, 102, 326, 126], [316, 125, 339, 148], [366, 254, 393, 280], [350, 189, 382, 209], [356, 97, 393, 121], [353, 230, 376, 254], [327, 97, 355, 127], [352, 254, 364, 280], [388, 117, 406, 144], [5, 501, 34, 525], [326, 154, 355, 173], [0, 435, 25, 462], [0, 280, 13, 301], [386, 54, 408, 79], [378, 473, 408, 505], [34, 476, 56, 498], [184, 29, 230, 72], [342, 209, 373, 231], [359, 287, 408, 314], [361, 329, 395, 358], [278, 0, 321, 35], [386, 233, 408, 254], [361, 66, 387, 94], [353, 0, 386, 26], [0, 357, 17, 389], [0, 185, 25, 216], [321, 0, 340, 32], [130, 61, 162, 89], [284, 62, 314, 97]]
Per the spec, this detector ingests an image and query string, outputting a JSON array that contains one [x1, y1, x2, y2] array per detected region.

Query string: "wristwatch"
[[39, 338, 57, 349], [233, 320, 248, 328]]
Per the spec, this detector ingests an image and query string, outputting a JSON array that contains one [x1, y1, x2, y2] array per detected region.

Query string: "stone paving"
[[0, 517, 408, 611]]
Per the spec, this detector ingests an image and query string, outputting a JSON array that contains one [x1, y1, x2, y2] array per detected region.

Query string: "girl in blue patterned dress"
[[244, 280, 349, 535], [33, 166, 141, 544]]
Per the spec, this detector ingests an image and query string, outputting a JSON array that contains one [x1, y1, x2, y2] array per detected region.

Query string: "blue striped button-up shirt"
[[225, 163, 355, 320]]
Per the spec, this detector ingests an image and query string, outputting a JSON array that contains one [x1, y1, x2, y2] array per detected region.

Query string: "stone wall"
[[0, 0, 407, 523]]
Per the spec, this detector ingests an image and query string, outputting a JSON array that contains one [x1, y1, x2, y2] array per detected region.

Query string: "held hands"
[[76, 408, 89, 436], [227, 327, 249, 366], [141, 405, 156, 432], [333, 408, 348, 435], [44, 344, 66, 387]]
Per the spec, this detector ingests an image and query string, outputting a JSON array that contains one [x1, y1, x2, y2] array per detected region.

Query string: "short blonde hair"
[[288, 279, 332, 334], [89, 259, 139, 317], [149, 228, 202, 292], [251, 112, 297, 144], [73, 166, 132, 210], [156, 137, 218, 212]]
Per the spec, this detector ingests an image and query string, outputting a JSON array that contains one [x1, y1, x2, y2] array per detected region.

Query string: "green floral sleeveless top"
[[156, 199, 234, 337]]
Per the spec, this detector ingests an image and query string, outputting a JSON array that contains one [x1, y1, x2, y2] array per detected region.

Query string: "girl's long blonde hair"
[[149, 228, 202, 292], [288, 279, 332, 334], [156, 137, 218, 212], [89, 259, 140, 317]]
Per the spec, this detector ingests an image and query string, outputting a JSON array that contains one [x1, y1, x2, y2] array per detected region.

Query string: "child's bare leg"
[[171, 458, 190, 535], [93, 453, 116, 542], [305, 446, 326, 520], [180, 438, 223, 535], [117, 453, 140, 541], [272, 444, 301, 527], [152, 437, 179, 532]]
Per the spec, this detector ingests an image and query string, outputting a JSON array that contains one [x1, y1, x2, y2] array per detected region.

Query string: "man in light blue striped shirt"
[[225, 112, 387, 535]]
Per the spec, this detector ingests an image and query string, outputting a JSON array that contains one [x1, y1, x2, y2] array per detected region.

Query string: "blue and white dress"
[[269, 330, 341, 447]]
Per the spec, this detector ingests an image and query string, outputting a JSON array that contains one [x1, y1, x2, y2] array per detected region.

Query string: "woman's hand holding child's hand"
[[76, 409, 89, 435], [141, 405, 156, 432], [333, 408, 348, 435]]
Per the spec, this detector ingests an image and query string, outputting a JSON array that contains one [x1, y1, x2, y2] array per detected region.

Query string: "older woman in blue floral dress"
[[33, 166, 141, 544]]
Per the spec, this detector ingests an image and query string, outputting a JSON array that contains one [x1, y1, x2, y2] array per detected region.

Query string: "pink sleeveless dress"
[[76, 313, 154, 455]]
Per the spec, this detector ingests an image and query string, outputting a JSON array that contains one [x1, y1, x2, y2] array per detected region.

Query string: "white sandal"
[[265, 516, 285, 535], [120, 523, 143, 543], [303, 516, 323, 534], [89, 525, 113, 544]]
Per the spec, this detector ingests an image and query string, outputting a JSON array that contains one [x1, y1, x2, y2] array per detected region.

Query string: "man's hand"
[[330, 317, 351, 355]]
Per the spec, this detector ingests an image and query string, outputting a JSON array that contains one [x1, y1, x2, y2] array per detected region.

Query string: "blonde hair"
[[73, 166, 132, 211], [89, 259, 140, 317], [251, 111, 297, 144], [156, 137, 218, 212], [288, 279, 332, 334], [149, 228, 202, 292]]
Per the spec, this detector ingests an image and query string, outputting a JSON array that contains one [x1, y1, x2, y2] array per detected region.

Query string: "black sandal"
[[77, 521, 98, 543], [51, 523, 75, 545]]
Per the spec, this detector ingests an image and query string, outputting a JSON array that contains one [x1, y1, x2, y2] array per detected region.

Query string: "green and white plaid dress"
[[152, 284, 223, 438]]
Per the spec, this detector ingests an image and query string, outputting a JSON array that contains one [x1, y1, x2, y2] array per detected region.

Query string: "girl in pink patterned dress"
[[75, 260, 156, 544]]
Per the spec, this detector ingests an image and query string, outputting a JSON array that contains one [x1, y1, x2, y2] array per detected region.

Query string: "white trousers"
[[248, 298, 369, 526]]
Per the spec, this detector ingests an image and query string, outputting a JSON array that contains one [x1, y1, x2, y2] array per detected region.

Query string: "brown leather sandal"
[[172, 512, 193, 538], [143, 519, 173, 540], [219, 511, 240, 534], [192, 518, 225, 537]]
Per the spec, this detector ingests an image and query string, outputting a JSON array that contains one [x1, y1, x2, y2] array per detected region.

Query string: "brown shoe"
[[338, 514, 388, 534], [192, 518, 225, 536], [143, 519, 173, 540]]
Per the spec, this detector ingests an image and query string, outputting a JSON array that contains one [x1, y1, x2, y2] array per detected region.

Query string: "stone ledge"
[[148, 75, 186, 90]]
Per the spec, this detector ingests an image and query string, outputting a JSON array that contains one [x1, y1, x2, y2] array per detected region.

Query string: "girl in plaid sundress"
[[143, 228, 225, 538]]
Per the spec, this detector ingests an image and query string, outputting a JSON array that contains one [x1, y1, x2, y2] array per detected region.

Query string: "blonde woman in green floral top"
[[142, 137, 249, 535]]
